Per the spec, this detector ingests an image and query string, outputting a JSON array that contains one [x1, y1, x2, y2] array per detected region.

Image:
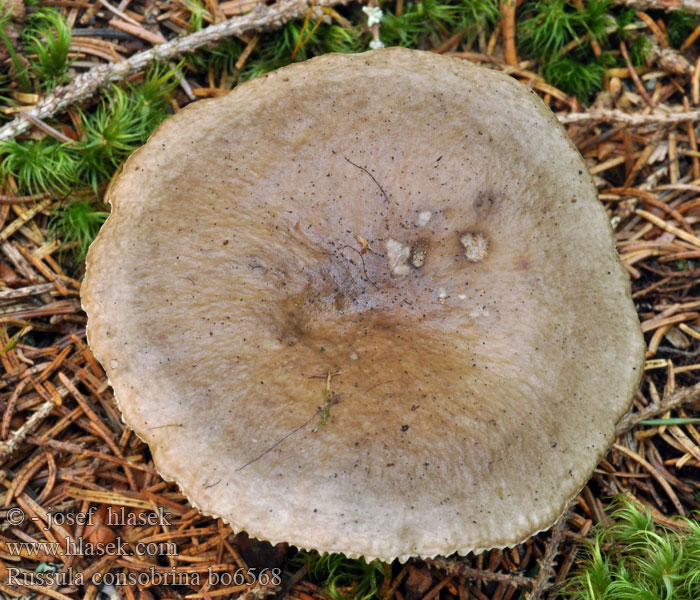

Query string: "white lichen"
[[460, 232, 488, 262], [385, 238, 411, 276]]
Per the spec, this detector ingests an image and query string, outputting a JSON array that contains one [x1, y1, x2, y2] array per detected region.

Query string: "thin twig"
[[344, 155, 390, 203], [0, 192, 50, 205], [613, 442, 686, 515], [97, 0, 142, 27], [615, 382, 700, 436], [0, 396, 61, 465], [620, 41, 655, 108], [340, 244, 379, 289], [500, 0, 517, 66], [558, 108, 700, 125], [426, 557, 534, 589], [235, 374, 340, 471], [21, 113, 76, 144], [526, 506, 570, 600], [610, 0, 700, 12]]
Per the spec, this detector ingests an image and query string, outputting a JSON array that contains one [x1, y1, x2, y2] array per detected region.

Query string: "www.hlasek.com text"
[[5, 537, 177, 557]]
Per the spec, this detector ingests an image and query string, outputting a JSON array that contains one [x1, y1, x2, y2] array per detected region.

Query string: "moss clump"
[[566, 500, 700, 600], [293, 551, 390, 600]]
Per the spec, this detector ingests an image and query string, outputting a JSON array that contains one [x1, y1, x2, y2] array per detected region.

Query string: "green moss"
[[517, 0, 616, 56], [0, 6, 31, 93], [187, 38, 244, 75], [48, 200, 109, 265], [381, 0, 459, 47], [76, 86, 150, 190], [293, 551, 390, 600], [0, 137, 78, 195], [566, 500, 700, 599], [0, 64, 178, 195], [77, 66, 178, 190], [629, 36, 651, 66], [239, 19, 365, 81], [518, 0, 589, 56], [22, 8, 73, 89], [667, 10, 699, 49], [543, 54, 605, 101]]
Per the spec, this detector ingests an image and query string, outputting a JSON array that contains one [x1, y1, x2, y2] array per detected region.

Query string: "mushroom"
[[82, 48, 645, 562]]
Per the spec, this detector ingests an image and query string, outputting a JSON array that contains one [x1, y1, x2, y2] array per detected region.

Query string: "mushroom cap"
[[82, 48, 645, 562]]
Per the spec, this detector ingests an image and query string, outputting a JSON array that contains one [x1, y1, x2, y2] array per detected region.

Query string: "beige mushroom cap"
[[82, 48, 645, 562]]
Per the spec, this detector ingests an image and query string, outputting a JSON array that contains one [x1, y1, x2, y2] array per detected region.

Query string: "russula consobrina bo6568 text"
[[82, 47, 645, 562]]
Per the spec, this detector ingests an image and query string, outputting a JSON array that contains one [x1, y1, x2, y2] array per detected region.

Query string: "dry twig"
[[610, 0, 700, 12], [558, 108, 700, 125], [526, 507, 570, 600], [426, 557, 533, 589], [616, 382, 700, 436]]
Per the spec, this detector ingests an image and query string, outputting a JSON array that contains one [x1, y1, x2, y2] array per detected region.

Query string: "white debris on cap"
[[415, 211, 431, 227], [385, 238, 411, 276], [410, 240, 428, 269], [460, 232, 488, 262], [469, 306, 490, 318]]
